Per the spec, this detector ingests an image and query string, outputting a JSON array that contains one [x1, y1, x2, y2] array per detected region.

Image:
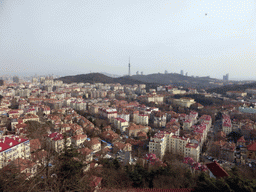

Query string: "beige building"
[[113, 142, 132, 153], [184, 143, 200, 162], [133, 111, 149, 126], [226, 91, 247, 97], [85, 137, 101, 153], [114, 118, 129, 132], [183, 119, 193, 131], [47, 132, 71, 153], [147, 94, 164, 104], [71, 134, 87, 148], [222, 114, 232, 135], [22, 114, 40, 123], [78, 147, 93, 163], [173, 97, 196, 108]]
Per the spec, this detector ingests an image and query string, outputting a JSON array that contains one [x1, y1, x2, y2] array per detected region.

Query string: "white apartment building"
[[184, 143, 200, 162], [114, 118, 129, 132], [149, 131, 198, 161], [169, 135, 190, 157], [133, 111, 148, 126], [99, 108, 117, 121], [117, 113, 130, 122], [0, 136, 30, 169], [149, 131, 170, 159]]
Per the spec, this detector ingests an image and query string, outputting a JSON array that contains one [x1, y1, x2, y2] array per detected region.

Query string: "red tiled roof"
[[206, 161, 229, 178], [237, 136, 246, 143], [0, 136, 28, 152], [30, 139, 41, 152], [247, 142, 256, 151], [48, 132, 63, 141]]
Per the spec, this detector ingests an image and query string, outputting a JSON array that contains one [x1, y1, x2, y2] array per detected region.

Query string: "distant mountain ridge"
[[129, 73, 217, 87], [56, 72, 223, 89]]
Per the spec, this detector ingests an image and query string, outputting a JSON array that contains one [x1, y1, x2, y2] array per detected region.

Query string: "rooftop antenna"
[[128, 57, 131, 76]]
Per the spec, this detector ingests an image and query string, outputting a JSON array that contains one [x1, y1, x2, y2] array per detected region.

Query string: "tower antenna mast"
[[128, 56, 131, 76]]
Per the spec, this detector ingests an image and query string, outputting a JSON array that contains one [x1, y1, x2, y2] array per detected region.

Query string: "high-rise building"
[[13, 76, 19, 83], [32, 77, 38, 84], [165, 70, 168, 74], [136, 71, 139, 75], [223, 73, 229, 81], [180, 70, 184, 76]]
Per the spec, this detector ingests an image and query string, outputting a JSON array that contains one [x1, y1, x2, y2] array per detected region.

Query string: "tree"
[[194, 170, 256, 192], [208, 144, 221, 159], [55, 135, 85, 191]]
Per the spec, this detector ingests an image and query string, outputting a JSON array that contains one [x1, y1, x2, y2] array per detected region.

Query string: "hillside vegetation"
[[208, 82, 256, 94]]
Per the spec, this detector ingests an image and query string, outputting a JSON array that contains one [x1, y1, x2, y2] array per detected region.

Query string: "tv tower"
[[128, 57, 131, 76]]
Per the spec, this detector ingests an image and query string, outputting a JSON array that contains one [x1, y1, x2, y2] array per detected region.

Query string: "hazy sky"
[[0, 0, 255, 80]]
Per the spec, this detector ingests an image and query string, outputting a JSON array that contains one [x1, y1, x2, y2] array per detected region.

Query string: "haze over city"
[[0, 0, 255, 80]]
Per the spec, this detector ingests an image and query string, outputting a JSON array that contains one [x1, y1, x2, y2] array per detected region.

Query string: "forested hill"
[[207, 82, 256, 94], [56, 72, 224, 89], [56, 73, 144, 85]]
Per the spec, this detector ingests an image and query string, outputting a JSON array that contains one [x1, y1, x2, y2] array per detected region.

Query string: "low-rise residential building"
[[22, 114, 40, 123], [220, 142, 236, 162], [173, 97, 196, 108], [206, 161, 229, 179], [78, 147, 93, 162], [85, 137, 101, 153], [114, 118, 129, 132], [100, 130, 119, 143], [147, 94, 164, 104], [99, 107, 117, 121], [127, 123, 150, 137], [70, 123, 84, 136], [71, 134, 87, 148], [47, 132, 71, 153], [10, 158, 38, 179], [237, 136, 246, 147], [152, 111, 167, 128], [226, 91, 247, 97], [222, 114, 232, 135], [246, 141, 256, 160], [113, 142, 132, 153]]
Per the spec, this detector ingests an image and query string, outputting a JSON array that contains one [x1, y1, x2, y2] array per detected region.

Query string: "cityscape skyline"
[[0, 0, 255, 80]]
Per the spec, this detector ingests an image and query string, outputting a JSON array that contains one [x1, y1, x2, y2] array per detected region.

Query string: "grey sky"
[[0, 0, 255, 80]]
